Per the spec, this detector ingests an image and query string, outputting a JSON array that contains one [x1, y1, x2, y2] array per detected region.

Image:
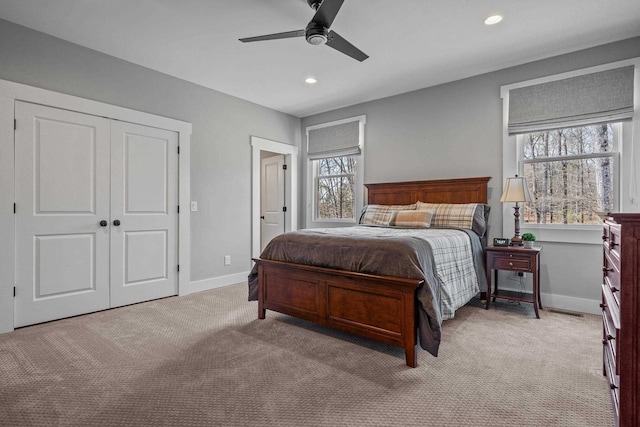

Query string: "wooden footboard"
[[255, 258, 423, 367]]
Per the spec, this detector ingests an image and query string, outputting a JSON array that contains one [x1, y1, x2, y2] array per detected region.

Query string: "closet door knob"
[[99, 220, 108, 227], [113, 219, 121, 226]]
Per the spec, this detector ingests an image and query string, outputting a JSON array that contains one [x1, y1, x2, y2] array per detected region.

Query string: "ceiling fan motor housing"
[[307, 0, 324, 10], [305, 21, 328, 45]]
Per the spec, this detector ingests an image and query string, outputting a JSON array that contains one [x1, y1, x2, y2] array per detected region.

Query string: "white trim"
[[495, 285, 601, 315], [189, 271, 251, 294], [0, 78, 192, 333], [251, 136, 299, 260], [0, 95, 14, 333], [305, 114, 367, 131]]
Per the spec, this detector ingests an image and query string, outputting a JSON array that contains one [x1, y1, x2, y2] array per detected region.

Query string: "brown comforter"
[[248, 226, 487, 357]]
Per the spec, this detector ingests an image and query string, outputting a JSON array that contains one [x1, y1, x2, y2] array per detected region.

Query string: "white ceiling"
[[1, 0, 639, 117]]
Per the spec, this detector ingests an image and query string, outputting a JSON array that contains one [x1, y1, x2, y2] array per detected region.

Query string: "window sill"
[[520, 223, 603, 245]]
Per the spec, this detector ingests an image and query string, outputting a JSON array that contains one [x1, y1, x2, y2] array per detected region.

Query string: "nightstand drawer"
[[493, 256, 531, 271]]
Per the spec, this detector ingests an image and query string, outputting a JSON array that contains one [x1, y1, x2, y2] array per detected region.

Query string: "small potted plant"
[[521, 233, 536, 248]]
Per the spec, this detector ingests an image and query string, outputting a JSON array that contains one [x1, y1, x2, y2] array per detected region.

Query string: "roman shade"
[[307, 120, 360, 159], [508, 65, 635, 135]]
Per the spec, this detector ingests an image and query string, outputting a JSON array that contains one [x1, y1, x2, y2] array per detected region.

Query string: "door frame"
[[0, 79, 192, 334], [251, 136, 298, 259]]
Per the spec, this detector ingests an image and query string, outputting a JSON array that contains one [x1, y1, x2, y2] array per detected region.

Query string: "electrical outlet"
[[224, 255, 231, 266]]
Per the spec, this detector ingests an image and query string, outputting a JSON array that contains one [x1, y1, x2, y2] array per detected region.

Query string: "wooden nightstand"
[[485, 245, 542, 318]]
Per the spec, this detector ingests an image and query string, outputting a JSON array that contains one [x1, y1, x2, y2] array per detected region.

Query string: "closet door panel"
[[110, 121, 178, 307], [14, 101, 110, 327]]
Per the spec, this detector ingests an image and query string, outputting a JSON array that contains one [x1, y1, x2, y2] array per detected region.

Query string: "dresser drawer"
[[604, 252, 621, 306], [602, 302, 619, 373], [604, 342, 620, 420], [608, 223, 621, 260], [493, 255, 531, 272]]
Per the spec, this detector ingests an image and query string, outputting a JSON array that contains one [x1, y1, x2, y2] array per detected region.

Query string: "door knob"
[[99, 220, 108, 227], [113, 219, 121, 226], [260, 216, 265, 219]]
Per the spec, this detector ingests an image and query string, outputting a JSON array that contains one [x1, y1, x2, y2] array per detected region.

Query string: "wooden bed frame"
[[254, 176, 491, 367]]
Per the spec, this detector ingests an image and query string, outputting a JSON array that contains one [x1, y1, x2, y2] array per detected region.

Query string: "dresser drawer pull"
[[602, 235, 608, 241], [602, 267, 613, 272], [609, 242, 618, 248], [610, 383, 618, 390], [509, 262, 513, 266], [600, 303, 607, 309], [605, 334, 614, 341], [611, 287, 619, 293]]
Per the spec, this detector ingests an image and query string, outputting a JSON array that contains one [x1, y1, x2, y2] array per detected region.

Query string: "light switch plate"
[[190, 201, 198, 212]]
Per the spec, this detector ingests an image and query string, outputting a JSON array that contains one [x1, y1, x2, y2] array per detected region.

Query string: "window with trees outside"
[[314, 156, 357, 220], [307, 115, 365, 225], [520, 123, 618, 225]]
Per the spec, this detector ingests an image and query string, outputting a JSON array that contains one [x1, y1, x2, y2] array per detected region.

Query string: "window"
[[502, 59, 638, 244], [306, 115, 365, 226], [519, 123, 619, 225], [314, 156, 357, 220]]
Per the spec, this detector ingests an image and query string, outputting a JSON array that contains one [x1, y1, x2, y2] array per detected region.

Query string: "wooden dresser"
[[602, 214, 640, 426]]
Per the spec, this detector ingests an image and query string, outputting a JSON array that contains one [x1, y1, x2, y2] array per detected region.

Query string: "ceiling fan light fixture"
[[307, 33, 327, 45], [305, 77, 317, 84], [484, 14, 503, 25]]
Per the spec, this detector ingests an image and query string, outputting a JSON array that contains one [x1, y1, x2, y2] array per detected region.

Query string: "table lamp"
[[500, 175, 532, 246]]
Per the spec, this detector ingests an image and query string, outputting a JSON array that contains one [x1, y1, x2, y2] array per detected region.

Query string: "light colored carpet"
[[0, 283, 613, 426]]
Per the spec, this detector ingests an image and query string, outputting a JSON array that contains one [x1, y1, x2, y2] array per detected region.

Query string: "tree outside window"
[[521, 124, 616, 225], [315, 156, 357, 220]]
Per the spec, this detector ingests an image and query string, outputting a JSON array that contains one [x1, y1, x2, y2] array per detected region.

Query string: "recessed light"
[[305, 77, 317, 84], [484, 14, 503, 25]]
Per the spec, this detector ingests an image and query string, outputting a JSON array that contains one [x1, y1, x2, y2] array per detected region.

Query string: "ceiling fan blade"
[[239, 30, 306, 43], [311, 0, 344, 28], [326, 30, 368, 62]]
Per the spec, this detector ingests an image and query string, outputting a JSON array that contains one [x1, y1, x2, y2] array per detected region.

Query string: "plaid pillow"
[[417, 202, 489, 236], [389, 210, 434, 228], [360, 203, 417, 225]]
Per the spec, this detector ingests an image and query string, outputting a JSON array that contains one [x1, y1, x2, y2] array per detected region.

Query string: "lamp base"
[[510, 236, 523, 246]]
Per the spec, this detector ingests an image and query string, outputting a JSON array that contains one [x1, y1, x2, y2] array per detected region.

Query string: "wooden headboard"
[[365, 176, 491, 205]]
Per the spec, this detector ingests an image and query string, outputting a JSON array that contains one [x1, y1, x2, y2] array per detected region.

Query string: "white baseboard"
[[189, 271, 250, 294], [496, 285, 600, 315], [540, 292, 601, 315]]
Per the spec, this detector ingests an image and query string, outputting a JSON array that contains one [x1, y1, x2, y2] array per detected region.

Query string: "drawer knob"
[[602, 235, 608, 241], [509, 262, 513, 266], [606, 334, 614, 341], [600, 303, 607, 309], [610, 242, 618, 248], [611, 287, 619, 293], [610, 383, 618, 390]]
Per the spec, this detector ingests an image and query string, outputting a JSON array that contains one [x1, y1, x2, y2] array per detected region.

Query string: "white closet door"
[[109, 121, 178, 307], [14, 102, 111, 327]]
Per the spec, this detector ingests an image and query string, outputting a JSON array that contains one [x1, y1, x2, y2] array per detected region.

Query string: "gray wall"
[[301, 37, 640, 308], [0, 18, 301, 282]]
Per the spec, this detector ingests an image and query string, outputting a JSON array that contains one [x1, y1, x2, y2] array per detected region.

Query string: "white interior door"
[[109, 121, 178, 307], [14, 101, 111, 327], [260, 154, 285, 251]]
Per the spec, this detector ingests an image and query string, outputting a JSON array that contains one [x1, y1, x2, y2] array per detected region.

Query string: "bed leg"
[[258, 302, 266, 319], [405, 345, 417, 368]]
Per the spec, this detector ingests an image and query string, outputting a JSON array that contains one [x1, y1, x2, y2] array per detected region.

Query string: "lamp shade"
[[500, 176, 532, 203]]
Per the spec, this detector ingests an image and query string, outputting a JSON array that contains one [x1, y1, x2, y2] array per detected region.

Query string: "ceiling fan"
[[239, 0, 368, 62]]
